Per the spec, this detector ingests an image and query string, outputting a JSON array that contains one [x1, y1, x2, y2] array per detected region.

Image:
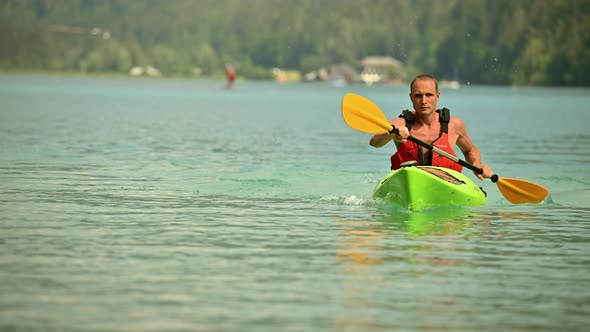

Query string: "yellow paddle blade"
[[496, 177, 549, 204], [341, 93, 393, 134]]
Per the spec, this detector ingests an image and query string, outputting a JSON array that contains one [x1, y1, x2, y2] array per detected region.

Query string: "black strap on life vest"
[[438, 107, 450, 133], [398, 108, 451, 166], [399, 107, 450, 133]]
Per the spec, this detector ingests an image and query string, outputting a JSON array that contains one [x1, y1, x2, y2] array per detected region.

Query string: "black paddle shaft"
[[389, 125, 499, 182]]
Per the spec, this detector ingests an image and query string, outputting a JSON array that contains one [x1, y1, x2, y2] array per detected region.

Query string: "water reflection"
[[334, 218, 387, 330], [334, 204, 561, 278], [335, 219, 386, 269], [378, 206, 484, 237], [335, 207, 484, 271], [332, 205, 553, 330], [333, 208, 484, 330]]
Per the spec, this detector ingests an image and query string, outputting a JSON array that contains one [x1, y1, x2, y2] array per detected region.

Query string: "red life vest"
[[390, 108, 463, 172]]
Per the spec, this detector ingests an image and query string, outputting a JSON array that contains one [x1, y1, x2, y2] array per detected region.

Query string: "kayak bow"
[[373, 164, 487, 211]]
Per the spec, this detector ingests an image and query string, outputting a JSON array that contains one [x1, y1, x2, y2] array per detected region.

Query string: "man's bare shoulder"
[[390, 117, 406, 126], [449, 115, 466, 127], [449, 116, 469, 137]]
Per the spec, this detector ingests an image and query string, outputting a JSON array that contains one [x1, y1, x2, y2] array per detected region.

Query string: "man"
[[369, 74, 493, 180]]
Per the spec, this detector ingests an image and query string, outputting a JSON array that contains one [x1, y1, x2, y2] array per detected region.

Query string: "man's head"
[[409, 74, 440, 114], [410, 74, 438, 92]]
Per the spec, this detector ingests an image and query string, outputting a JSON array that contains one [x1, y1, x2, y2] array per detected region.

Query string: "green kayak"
[[373, 163, 487, 211]]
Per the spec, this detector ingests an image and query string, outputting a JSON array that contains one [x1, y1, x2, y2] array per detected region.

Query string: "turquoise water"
[[1, 74, 589, 331]]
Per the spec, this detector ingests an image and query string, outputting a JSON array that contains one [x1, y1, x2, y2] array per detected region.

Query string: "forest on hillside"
[[0, 0, 589, 85]]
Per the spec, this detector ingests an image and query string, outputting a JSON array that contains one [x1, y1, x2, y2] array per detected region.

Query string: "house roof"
[[361, 56, 402, 67]]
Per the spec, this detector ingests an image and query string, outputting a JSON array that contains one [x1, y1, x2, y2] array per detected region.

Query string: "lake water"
[[1, 74, 589, 331]]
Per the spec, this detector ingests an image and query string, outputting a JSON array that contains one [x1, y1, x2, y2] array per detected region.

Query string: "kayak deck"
[[373, 165, 487, 210]]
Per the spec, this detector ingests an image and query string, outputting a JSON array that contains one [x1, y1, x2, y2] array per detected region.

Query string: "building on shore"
[[360, 56, 405, 85]]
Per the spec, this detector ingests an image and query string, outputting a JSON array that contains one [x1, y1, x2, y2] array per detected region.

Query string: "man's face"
[[410, 79, 440, 115]]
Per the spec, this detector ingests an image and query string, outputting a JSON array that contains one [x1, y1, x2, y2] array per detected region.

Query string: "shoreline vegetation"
[[1, 0, 588, 86], [4, 70, 589, 90]]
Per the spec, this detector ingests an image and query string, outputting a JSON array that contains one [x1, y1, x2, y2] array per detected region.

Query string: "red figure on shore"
[[226, 65, 236, 89]]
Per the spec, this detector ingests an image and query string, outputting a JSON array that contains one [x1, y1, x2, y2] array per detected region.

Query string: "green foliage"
[[0, 0, 588, 85]]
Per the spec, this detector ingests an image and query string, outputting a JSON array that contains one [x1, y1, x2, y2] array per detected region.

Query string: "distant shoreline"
[[1, 70, 588, 88], [0, 69, 230, 81]]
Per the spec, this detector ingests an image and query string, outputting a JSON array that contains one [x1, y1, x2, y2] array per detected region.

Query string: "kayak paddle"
[[341, 93, 549, 204]]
